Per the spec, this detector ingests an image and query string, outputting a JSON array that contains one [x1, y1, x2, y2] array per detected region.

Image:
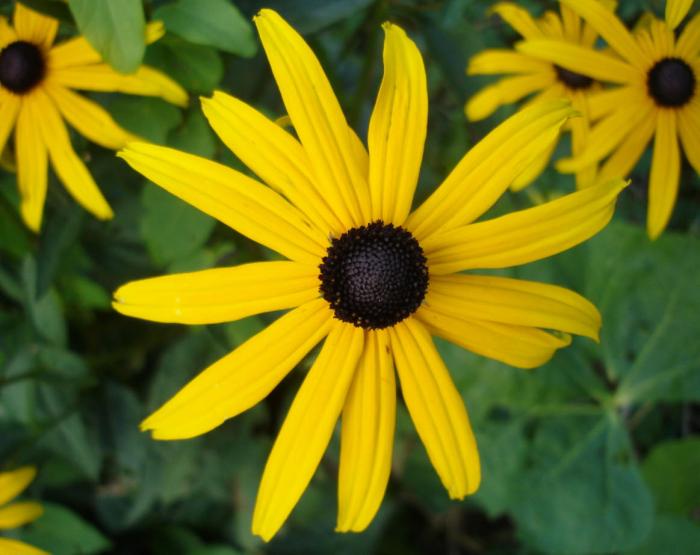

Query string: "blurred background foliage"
[[0, 0, 699, 553]]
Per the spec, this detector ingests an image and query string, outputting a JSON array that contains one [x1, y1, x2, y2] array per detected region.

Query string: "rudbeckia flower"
[[114, 9, 625, 540], [467, 1, 615, 190], [0, 467, 46, 555], [0, 2, 187, 232], [518, 0, 699, 238]]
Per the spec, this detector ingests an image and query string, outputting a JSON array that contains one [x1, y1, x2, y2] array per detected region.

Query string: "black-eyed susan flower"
[[518, 0, 699, 238], [467, 1, 615, 190], [114, 9, 625, 541], [0, 467, 46, 555], [0, 2, 187, 232]]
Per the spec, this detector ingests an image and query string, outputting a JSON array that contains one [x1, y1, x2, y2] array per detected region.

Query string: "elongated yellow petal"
[[253, 323, 364, 541], [569, 91, 598, 189], [516, 39, 640, 84], [0, 16, 17, 48], [142, 299, 333, 439], [254, 9, 370, 228], [0, 502, 43, 529], [510, 136, 557, 191], [0, 89, 20, 154], [560, 4, 582, 42], [0, 467, 36, 506], [597, 108, 656, 184], [648, 110, 680, 239], [389, 318, 480, 498], [0, 538, 48, 555], [416, 306, 570, 369], [491, 2, 543, 38], [14, 3, 57, 49], [30, 89, 113, 221], [539, 10, 565, 39], [467, 49, 551, 75], [51, 65, 188, 107], [676, 11, 700, 57], [15, 99, 48, 232], [368, 23, 427, 225], [113, 261, 319, 324], [666, 0, 693, 30], [559, 0, 649, 68], [48, 22, 164, 68], [678, 102, 700, 173], [427, 274, 600, 341], [423, 178, 626, 274], [587, 86, 642, 120], [201, 92, 343, 236], [337, 330, 395, 532], [465, 72, 554, 121], [118, 142, 327, 265], [407, 100, 574, 239], [45, 82, 138, 149]]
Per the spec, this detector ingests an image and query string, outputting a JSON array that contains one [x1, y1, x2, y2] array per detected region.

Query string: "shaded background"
[[1, 0, 699, 553]]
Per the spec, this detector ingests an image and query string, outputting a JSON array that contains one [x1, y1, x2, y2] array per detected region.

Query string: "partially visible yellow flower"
[[518, 0, 699, 238], [114, 9, 625, 541], [0, 466, 46, 555], [467, 1, 616, 190], [0, 2, 187, 232]]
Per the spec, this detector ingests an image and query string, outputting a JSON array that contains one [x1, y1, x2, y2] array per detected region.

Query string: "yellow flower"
[[467, 1, 616, 190], [114, 9, 625, 541], [518, 0, 699, 239], [0, 2, 187, 232], [0, 467, 46, 555]]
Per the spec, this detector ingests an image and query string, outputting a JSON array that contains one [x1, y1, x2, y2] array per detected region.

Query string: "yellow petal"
[[516, 39, 640, 84], [569, 91, 598, 189], [510, 136, 557, 191], [490, 2, 543, 38], [0, 16, 17, 48], [676, 11, 700, 57], [0, 538, 48, 555], [13, 3, 57, 49], [200, 92, 344, 236], [368, 23, 427, 225], [560, 4, 582, 42], [587, 86, 642, 120], [253, 322, 364, 541], [648, 110, 680, 239], [0, 89, 20, 155], [559, 0, 649, 68], [597, 108, 656, 184], [416, 306, 570, 369], [51, 65, 188, 107], [423, 178, 626, 274], [118, 142, 327, 265], [408, 100, 574, 240], [254, 9, 370, 228], [389, 318, 480, 498], [142, 298, 333, 440], [0, 502, 43, 529], [30, 89, 113, 221], [539, 10, 565, 39], [113, 261, 319, 324], [337, 329, 395, 532], [467, 49, 551, 75], [15, 98, 48, 232], [465, 72, 554, 121], [45, 82, 138, 149], [678, 102, 700, 173], [666, 0, 693, 30], [0, 467, 36, 506], [427, 274, 601, 341]]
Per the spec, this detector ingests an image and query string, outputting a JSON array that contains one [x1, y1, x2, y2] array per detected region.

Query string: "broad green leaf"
[[262, 0, 373, 33], [627, 515, 700, 555], [107, 96, 182, 144], [154, 0, 256, 57], [67, 0, 146, 73], [21, 256, 67, 346], [169, 109, 217, 158]]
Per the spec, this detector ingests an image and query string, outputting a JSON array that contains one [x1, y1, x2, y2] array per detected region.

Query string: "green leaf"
[[169, 109, 217, 158], [154, 0, 256, 57], [626, 515, 700, 555], [21, 256, 67, 346], [17, 0, 72, 21], [263, 0, 374, 33], [106, 96, 182, 144], [641, 438, 700, 516], [67, 0, 146, 73]]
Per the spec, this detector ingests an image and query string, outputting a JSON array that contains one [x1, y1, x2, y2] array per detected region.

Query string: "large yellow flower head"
[[467, 1, 615, 190], [0, 466, 46, 555], [114, 9, 625, 541], [0, 2, 187, 232], [518, 0, 699, 239]]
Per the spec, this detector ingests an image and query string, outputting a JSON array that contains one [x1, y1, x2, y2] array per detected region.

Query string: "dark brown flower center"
[[319, 221, 429, 330], [647, 57, 695, 107], [555, 65, 594, 90], [0, 41, 45, 94]]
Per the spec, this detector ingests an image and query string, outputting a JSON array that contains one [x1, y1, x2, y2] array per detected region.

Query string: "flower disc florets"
[[319, 221, 429, 330], [0, 40, 45, 94], [647, 57, 696, 107], [555, 65, 594, 90]]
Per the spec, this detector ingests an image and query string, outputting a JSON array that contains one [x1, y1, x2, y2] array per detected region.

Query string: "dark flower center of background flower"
[[0, 41, 45, 94], [647, 57, 696, 107], [319, 221, 429, 330], [555, 65, 594, 90]]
